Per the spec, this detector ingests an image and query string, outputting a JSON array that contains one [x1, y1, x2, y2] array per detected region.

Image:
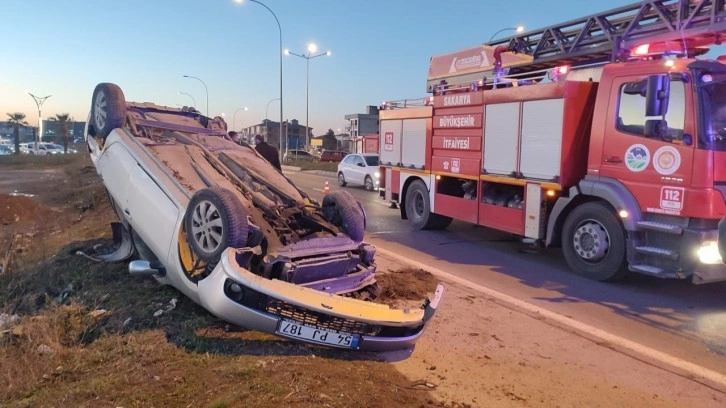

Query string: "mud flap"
[[94, 222, 135, 262]]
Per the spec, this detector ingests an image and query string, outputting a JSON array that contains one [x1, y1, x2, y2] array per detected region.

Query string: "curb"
[[281, 165, 302, 172]]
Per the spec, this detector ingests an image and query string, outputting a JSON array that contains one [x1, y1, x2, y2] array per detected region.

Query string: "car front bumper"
[[197, 249, 443, 351]]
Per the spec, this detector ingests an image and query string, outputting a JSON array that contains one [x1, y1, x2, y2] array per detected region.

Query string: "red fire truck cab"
[[379, 0, 726, 284]]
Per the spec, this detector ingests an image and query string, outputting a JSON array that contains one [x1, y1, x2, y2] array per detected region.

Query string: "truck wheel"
[[322, 190, 365, 242], [364, 176, 375, 191], [184, 187, 248, 264], [561, 202, 628, 281], [405, 180, 452, 230], [91, 83, 127, 140], [337, 172, 347, 187]]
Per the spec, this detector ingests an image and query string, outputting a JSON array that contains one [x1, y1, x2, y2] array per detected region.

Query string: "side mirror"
[[357, 162, 365, 167], [623, 79, 647, 96], [644, 119, 670, 141], [646, 74, 670, 117]]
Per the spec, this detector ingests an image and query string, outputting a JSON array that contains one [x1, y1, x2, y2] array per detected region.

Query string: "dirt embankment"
[[1, 154, 724, 408]]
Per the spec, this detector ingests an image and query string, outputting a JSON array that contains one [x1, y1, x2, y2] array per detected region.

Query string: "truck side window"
[[617, 80, 685, 142]]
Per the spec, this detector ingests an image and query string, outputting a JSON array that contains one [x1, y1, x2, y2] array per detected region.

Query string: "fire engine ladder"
[[476, 0, 726, 85]]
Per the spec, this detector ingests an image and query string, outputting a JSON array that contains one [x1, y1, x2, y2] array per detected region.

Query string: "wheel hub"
[[572, 221, 609, 261], [94, 92, 107, 129], [413, 193, 424, 218], [190, 200, 224, 253]]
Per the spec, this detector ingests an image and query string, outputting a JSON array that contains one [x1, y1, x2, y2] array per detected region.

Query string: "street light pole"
[[28, 92, 51, 153], [178, 91, 197, 108], [265, 98, 280, 122], [236, 0, 284, 161], [182, 75, 208, 117], [285, 45, 331, 150], [488, 26, 525, 43], [232, 106, 248, 132]]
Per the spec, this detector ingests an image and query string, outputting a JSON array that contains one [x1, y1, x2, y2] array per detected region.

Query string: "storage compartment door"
[[380, 119, 402, 166], [483, 103, 519, 176], [401, 118, 427, 169], [519, 99, 564, 180]]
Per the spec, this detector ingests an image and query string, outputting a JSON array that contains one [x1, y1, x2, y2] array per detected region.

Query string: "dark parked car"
[[320, 150, 347, 163], [283, 149, 318, 162]]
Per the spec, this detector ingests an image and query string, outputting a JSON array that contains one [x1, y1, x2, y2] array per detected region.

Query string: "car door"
[[351, 155, 366, 184], [598, 75, 694, 216]]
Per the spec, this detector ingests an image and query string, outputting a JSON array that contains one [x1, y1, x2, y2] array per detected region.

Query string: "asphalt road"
[[285, 170, 726, 377]]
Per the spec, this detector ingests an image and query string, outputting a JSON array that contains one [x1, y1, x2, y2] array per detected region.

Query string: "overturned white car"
[[85, 83, 442, 351]]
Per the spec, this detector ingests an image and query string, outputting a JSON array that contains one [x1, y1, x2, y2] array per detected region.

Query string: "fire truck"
[[378, 0, 726, 284]]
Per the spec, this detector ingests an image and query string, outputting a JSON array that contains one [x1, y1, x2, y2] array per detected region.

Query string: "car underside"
[[84, 83, 443, 350]]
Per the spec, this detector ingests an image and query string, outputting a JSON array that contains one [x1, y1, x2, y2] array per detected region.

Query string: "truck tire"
[[561, 201, 628, 281], [322, 190, 365, 242], [405, 180, 452, 230], [91, 83, 127, 140], [184, 187, 248, 264]]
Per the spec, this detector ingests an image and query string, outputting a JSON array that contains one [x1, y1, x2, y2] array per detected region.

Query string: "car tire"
[[405, 180, 452, 230], [322, 190, 365, 242], [184, 187, 248, 264], [364, 176, 374, 191], [337, 172, 347, 187], [91, 83, 127, 140], [561, 201, 628, 281]]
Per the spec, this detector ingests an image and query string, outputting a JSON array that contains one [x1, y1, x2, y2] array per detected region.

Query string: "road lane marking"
[[376, 246, 726, 390]]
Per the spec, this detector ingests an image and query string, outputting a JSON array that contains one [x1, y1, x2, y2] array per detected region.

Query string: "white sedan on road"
[[84, 83, 442, 351], [337, 153, 380, 191]]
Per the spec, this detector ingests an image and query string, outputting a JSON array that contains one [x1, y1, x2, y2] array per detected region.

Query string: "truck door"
[[598, 76, 694, 216]]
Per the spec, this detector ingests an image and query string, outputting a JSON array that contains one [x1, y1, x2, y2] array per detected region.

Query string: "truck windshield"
[[700, 78, 726, 150]]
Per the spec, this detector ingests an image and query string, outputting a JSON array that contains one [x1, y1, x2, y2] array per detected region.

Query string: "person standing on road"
[[254, 134, 281, 171]]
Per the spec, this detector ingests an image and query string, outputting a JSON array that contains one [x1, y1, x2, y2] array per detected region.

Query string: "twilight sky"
[[4, 0, 717, 135]]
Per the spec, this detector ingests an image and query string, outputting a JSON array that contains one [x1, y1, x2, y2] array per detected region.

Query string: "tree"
[[322, 128, 337, 150], [51, 113, 72, 153], [6, 113, 27, 155]]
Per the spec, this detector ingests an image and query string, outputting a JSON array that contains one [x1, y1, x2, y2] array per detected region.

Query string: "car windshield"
[[364, 156, 379, 166]]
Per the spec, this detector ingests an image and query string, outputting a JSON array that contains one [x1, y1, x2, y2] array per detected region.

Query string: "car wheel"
[[91, 83, 127, 140], [364, 176, 374, 191], [184, 187, 248, 264], [322, 190, 365, 242], [561, 201, 628, 281], [337, 172, 347, 187], [405, 180, 452, 230]]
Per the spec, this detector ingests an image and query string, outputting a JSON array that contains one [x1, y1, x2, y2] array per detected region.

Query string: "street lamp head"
[[516, 26, 525, 33], [307, 43, 318, 54], [325, 51, 332, 56], [284, 49, 290, 55]]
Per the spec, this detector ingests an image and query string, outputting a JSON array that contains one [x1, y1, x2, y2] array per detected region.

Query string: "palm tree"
[[51, 113, 71, 153], [6, 113, 27, 155]]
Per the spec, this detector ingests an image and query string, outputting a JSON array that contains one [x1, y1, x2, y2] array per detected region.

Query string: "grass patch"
[[0, 153, 443, 407]]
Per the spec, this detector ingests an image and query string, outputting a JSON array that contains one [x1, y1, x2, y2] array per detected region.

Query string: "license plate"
[[276, 318, 360, 349]]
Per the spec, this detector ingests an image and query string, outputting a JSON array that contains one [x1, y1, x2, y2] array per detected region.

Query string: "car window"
[[353, 156, 364, 166], [343, 155, 355, 164], [364, 156, 379, 166]]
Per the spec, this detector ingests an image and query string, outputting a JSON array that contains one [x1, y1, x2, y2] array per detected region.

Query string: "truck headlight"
[[697, 241, 722, 264]]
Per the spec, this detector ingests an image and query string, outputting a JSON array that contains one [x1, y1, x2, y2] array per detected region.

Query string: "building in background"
[[41, 119, 86, 143], [0, 123, 35, 143], [239, 119, 311, 152], [344, 106, 379, 153]]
